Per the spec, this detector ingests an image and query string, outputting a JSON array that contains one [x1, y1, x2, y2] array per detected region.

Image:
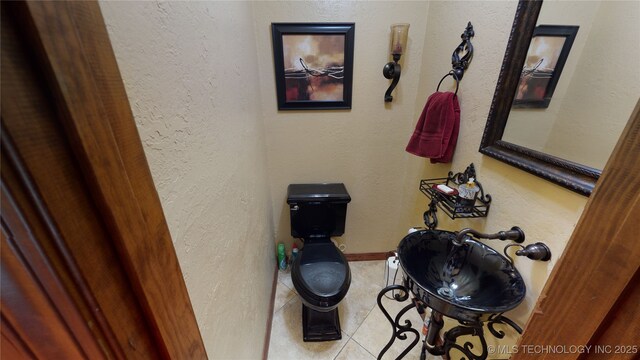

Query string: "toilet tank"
[[287, 183, 351, 238]]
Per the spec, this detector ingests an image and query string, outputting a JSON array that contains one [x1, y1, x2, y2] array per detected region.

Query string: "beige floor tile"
[[337, 286, 377, 337], [352, 293, 427, 360], [268, 260, 435, 359], [334, 339, 376, 360], [338, 261, 385, 336], [277, 269, 295, 290], [349, 260, 387, 288], [268, 297, 350, 360], [274, 281, 297, 313]]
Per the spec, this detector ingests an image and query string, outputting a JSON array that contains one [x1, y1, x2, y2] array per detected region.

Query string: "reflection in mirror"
[[503, 1, 639, 170], [480, 0, 639, 196]]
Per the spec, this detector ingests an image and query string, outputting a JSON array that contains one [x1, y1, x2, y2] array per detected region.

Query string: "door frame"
[[514, 102, 640, 359], [2, 1, 206, 357]]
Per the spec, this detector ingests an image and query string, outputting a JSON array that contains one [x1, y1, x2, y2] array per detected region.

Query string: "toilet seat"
[[291, 240, 351, 311]]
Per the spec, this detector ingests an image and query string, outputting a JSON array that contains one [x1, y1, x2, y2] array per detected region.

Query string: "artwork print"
[[272, 23, 354, 110], [513, 25, 578, 109], [282, 34, 345, 102]]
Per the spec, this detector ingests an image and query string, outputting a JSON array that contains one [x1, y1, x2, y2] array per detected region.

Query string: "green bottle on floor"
[[277, 242, 287, 270]]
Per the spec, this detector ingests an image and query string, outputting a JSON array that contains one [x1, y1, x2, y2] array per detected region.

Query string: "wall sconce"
[[383, 23, 409, 102]]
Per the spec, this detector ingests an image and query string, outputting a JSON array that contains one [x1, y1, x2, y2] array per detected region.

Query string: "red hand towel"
[[405, 92, 460, 163], [431, 94, 460, 163]]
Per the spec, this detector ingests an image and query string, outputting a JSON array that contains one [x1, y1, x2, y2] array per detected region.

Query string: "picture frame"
[[271, 23, 355, 110], [512, 25, 579, 109]]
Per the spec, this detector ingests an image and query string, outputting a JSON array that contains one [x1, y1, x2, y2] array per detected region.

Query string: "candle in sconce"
[[390, 23, 410, 56], [383, 23, 410, 102]]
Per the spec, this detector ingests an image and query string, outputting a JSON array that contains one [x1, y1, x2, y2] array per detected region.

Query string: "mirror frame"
[[479, 0, 600, 196]]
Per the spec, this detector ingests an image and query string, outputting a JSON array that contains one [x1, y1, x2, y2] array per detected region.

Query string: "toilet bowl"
[[287, 183, 351, 342]]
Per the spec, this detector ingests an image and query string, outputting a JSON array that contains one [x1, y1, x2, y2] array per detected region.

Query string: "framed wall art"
[[271, 23, 355, 110], [513, 25, 579, 109]]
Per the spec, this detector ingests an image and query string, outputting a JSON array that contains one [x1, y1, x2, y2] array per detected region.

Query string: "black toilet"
[[287, 183, 351, 342]]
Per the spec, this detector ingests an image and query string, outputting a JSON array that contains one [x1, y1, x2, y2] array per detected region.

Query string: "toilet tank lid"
[[287, 183, 351, 203]]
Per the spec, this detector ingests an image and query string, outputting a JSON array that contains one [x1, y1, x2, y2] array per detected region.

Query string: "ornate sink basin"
[[397, 229, 525, 323]]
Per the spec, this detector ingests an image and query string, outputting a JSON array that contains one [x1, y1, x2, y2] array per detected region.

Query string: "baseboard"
[[345, 252, 392, 261], [262, 265, 278, 360]]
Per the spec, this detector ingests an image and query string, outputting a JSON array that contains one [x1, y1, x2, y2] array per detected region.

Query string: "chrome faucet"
[[452, 226, 525, 246]]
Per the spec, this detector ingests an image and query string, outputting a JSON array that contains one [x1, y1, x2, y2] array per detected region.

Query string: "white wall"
[[100, 2, 274, 358], [254, 1, 430, 254]]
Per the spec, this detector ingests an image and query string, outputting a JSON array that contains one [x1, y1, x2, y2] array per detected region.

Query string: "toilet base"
[[302, 304, 342, 342]]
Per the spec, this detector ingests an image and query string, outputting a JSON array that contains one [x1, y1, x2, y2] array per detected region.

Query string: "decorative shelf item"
[[420, 163, 491, 229]]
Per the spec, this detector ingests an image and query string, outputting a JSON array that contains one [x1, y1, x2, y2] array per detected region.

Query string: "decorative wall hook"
[[383, 24, 409, 102], [451, 22, 474, 81]]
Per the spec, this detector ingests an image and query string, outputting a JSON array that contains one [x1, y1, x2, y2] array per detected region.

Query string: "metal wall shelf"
[[420, 164, 491, 227]]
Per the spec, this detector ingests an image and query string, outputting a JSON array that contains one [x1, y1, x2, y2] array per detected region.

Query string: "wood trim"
[[1, 139, 110, 359], [1, 219, 91, 359], [1, 313, 37, 359], [262, 266, 278, 360], [2, 10, 158, 357], [514, 100, 640, 359], [345, 252, 391, 261], [583, 269, 639, 360], [2, 1, 206, 357]]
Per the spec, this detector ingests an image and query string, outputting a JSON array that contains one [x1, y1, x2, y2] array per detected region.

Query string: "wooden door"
[[1, 1, 206, 358], [514, 103, 640, 359]]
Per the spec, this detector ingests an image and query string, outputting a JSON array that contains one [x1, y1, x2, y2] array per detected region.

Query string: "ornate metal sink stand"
[[376, 283, 522, 360], [378, 158, 552, 359]]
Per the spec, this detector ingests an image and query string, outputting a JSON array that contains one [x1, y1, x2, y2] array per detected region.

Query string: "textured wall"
[[99, 2, 274, 358], [402, 0, 590, 348], [254, 1, 430, 254], [545, 0, 640, 168]]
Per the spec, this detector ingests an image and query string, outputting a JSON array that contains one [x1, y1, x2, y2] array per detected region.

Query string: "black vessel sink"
[[398, 230, 525, 323]]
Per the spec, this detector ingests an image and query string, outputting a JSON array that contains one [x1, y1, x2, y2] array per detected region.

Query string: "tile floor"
[[268, 261, 437, 360]]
